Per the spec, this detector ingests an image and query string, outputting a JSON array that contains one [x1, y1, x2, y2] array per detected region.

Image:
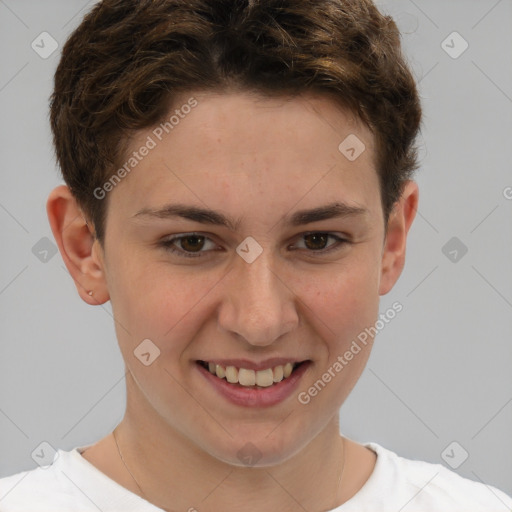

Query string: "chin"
[[201, 428, 313, 468]]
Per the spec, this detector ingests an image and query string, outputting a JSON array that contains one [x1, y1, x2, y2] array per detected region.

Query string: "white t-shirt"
[[0, 441, 511, 511]]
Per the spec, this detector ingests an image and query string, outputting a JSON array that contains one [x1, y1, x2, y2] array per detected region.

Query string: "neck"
[[113, 374, 353, 512]]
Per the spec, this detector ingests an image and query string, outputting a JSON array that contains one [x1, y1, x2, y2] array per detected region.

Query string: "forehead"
[[162, 91, 374, 166], [107, 91, 380, 220]]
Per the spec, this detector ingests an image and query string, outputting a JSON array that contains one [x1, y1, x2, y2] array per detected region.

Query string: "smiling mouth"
[[197, 360, 307, 388]]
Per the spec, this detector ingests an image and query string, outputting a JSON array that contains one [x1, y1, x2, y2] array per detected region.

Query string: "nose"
[[217, 250, 299, 347]]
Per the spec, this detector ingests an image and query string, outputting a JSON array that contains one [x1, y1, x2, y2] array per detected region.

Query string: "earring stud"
[[88, 290, 93, 296]]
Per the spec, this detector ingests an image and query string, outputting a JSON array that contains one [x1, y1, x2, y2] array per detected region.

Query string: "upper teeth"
[[206, 362, 295, 387]]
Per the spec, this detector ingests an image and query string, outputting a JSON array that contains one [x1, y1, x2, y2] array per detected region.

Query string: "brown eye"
[[160, 233, 217, 258], [303, 233, 329, 250], [291, 232, 349, 254], [179, 235, 205, 252]]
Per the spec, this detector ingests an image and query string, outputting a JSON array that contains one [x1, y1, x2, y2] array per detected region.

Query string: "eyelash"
[[159, 232, 350, 259]]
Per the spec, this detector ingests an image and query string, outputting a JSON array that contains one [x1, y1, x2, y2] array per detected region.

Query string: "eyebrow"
[[132, 202, 368, 230]]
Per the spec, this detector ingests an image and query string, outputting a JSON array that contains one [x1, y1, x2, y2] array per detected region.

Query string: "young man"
[[1, 0, 511, 510]]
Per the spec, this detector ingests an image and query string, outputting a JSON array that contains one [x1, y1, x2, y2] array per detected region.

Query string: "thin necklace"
[[113, 427, 346, 509], [337, 435, 347, 502], [112, 427, 149, 500]]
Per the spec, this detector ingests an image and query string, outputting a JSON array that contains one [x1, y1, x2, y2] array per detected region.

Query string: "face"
[[94, 92, 398, 466]]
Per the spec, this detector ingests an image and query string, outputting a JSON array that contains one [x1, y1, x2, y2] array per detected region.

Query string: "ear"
[[378, 180, 419, 296], [46, 185, 109, 305]]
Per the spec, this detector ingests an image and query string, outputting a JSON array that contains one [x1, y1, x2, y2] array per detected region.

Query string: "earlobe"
[[378, 181, 419, 296], [46, 185, 109, 305]]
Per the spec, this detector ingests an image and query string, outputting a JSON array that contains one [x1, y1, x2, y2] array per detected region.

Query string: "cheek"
[[108, 256, 222, 346], [294, 260, 381, 412], [300, 256, 381, 347]]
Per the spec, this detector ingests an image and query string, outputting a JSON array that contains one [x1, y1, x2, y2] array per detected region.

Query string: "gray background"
[[1, 0, 511, 499]]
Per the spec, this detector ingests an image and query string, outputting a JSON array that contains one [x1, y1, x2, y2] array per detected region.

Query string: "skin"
[[47, 91, 418, 512]]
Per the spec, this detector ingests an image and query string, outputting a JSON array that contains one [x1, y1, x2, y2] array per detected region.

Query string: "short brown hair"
[[50, 0, 422, 243]]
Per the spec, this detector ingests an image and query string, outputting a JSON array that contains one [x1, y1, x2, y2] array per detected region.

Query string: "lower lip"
[[195, 361, 311, 408]]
